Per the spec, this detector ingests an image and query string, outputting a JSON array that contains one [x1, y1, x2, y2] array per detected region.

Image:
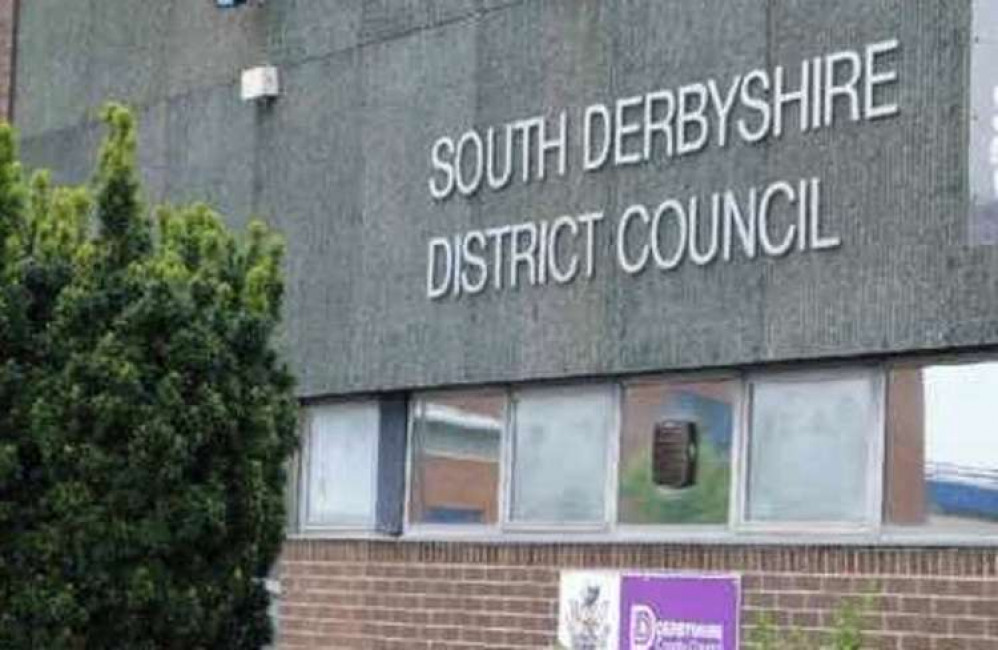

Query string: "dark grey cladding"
[[15, 0, 998, 399]]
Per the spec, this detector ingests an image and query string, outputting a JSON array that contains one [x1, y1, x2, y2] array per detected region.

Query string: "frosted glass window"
[[304, 401, 379, 528], [746, 374, 879, 524], [509, 386, 614, 525]]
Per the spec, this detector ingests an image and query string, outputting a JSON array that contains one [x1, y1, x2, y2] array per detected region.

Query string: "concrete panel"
[[15, 0, 265, 138], [162, 81, 257, 223], [14, 0, 998, 399], [164, 0, 265, 98], [265, 0, 362, 64], [20, 101, 168, 205], [86, 0, 172, 112], [359, 0, 479, 45], [758, 0, 973, 359], [253, 51, 365, 392], [15, 0, 95, 137]]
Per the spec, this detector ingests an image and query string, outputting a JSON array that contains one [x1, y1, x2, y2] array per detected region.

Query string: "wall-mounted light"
[[216, 0, 249, 8], [241, 65, 280, 103]]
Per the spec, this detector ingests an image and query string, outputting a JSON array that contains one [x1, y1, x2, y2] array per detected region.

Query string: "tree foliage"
[[0, 104, 298, 649]]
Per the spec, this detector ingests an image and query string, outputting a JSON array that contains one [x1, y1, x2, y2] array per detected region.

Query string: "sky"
[[925, 362, 998, 470]]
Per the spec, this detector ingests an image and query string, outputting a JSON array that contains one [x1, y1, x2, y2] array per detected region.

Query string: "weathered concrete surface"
[[15, 0, 998, 398]]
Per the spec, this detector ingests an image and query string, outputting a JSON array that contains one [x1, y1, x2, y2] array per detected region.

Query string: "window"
[[885, 360, 998, 531], [408, 391, 505, 526], [301, 401, 380, 529], [508, 385, 615, 526], [618, 378, 737, 526], [305, 354, 998, 544], [744, 371, 882, 526]]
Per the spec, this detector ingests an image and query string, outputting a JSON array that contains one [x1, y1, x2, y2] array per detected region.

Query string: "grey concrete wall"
[[14, 0, 998, 398]]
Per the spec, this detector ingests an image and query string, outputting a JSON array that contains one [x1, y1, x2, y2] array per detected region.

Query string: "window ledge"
[[284, 528, 998, 547], [288, 529, 399, 541]]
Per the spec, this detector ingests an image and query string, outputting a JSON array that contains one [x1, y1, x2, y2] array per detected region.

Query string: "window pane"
[[305, 401, 379, 527], [285, 453, 301, 534], [409, 392, 504, 525], [618, 379, 735, 525], [886, 361, 998, 530], [510, 386, 613, 524], [747, 374, 878, 523]]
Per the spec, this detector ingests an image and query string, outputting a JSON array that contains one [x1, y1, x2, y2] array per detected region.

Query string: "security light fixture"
[[241, 65, 280, 102], [216, 0, 248, 8]]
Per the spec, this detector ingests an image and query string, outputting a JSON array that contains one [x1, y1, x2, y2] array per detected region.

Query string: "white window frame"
[[298, 399, 381, 534], [403, 388, 509, 536], [285, 450, 302, 535], [501, 382, 620, 534], [734, 367, 886, 535]]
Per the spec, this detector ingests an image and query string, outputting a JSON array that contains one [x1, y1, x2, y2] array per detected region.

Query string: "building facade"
[[10, 0, 998, 648]]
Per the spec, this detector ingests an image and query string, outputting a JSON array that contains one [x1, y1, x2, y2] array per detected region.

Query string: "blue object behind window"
[[928, 464, 998, 521], [425, 507, 484, 524]]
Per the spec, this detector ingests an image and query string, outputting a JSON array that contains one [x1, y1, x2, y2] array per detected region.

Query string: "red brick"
[[899, 636, 932, 650], [934, 597, 970, 616], [276, 541, 998, 650]]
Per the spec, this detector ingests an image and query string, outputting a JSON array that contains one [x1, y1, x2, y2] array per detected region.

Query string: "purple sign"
[[619, 574, 740, 650]]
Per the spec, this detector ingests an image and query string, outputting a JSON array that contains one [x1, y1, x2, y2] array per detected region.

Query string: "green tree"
[[0, 104, 298, 649]]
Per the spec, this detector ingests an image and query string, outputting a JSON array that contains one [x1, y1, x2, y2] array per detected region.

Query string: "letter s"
[[429, 137, 456, 201]]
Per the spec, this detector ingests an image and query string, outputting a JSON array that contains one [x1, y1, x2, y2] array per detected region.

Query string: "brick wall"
[[278, 540, 998, 650], [0, 0, 15, 122]]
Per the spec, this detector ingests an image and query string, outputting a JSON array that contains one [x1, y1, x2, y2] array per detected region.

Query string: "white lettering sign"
[[425, 39, 901, 300]]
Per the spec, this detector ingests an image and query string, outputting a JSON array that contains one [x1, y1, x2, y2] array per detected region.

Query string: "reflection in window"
[[304, 401, 380, 528], [746, 373, 879, 524], [509, 386, 614, 525], [409, 392, 504, 526], [970, 0, 998, 244], [618, 379, 736, 525], [886, 361, 998, 529]]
